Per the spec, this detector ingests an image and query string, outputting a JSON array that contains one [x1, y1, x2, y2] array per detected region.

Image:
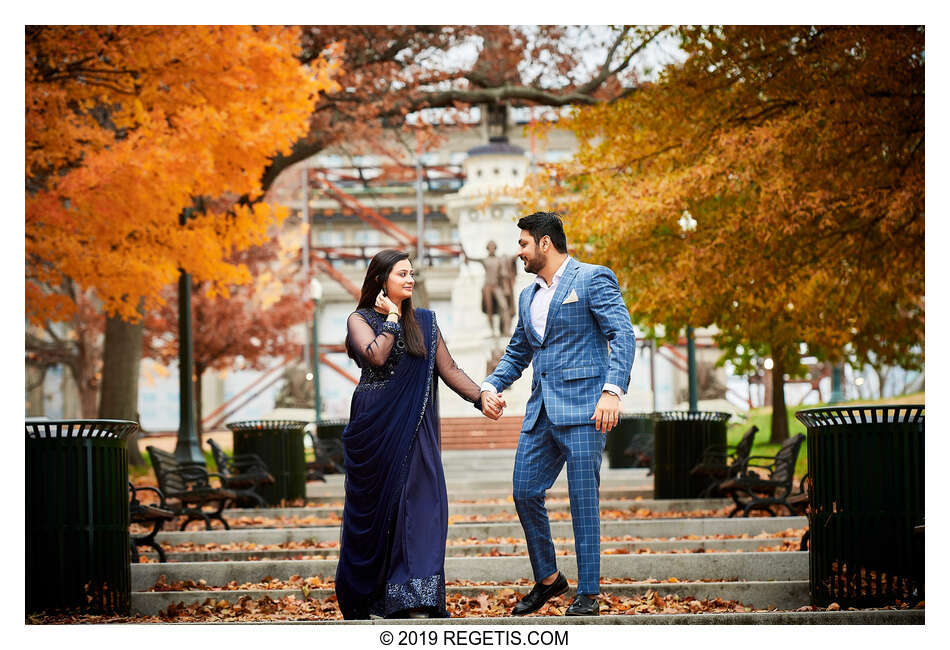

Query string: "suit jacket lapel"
[[542, 258, 580, 340], [523, 283, 543, 344]]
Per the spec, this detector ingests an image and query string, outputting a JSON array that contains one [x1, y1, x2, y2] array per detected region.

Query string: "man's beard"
[[523, 251, 545, 274]]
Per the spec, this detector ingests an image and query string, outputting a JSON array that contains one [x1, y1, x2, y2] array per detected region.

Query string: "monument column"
[[442, 136, 534, 416]]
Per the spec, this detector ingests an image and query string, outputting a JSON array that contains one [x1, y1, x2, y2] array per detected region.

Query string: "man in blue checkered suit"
[[478, 211, 636, 616]]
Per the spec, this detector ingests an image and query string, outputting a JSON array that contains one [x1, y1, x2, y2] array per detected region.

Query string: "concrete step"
[[312, 466, 648, 478], [142, 534, 801, 562], [303, 486, 655, 502], [296, 610, 924, 624], [131, 580, 811, 616], [222, 498, 731, 520], [307, 482, 654, 498], [155, 516, 806, 546], [130, 551, 807, 591], [306, 471, 653, 498]]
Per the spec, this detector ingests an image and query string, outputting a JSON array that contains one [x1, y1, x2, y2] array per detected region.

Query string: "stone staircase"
[[129, 449, 924, 624]]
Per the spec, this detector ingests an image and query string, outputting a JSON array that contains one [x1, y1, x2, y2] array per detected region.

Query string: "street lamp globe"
[[679, 210, 697, 233]]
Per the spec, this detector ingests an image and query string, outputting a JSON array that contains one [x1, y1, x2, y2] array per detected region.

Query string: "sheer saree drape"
[[335, 309, 439, 620]]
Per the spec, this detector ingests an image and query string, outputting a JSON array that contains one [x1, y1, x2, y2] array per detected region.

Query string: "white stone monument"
[[439, 138, 535, 416]]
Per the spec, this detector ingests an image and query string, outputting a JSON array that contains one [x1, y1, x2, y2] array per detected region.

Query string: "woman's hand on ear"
[[376, 290, 400, 316]]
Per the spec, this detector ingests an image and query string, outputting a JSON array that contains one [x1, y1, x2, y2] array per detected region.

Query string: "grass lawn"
[[726, 391, 924, 480]]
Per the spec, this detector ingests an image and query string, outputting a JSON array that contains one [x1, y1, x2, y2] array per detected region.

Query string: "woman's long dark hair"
[[348, 249, 426, 359]]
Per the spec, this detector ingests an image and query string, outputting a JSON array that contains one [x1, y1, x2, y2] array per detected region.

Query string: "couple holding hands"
[[335, 211, 636, 619]]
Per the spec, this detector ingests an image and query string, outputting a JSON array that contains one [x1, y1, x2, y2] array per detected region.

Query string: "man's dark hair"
[[517, 211, 568, 253]]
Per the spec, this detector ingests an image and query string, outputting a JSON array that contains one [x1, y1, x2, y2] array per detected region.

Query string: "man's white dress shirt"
[[481, 256, 625, 399]]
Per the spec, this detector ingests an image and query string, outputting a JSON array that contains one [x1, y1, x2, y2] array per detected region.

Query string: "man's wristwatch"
[[603, 389, 620, 399]]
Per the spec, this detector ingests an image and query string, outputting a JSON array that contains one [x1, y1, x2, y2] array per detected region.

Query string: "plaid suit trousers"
[[512, 403, 605, 595]]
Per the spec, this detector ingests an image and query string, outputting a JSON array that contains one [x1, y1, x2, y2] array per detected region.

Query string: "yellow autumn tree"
[[26, 25, 340, 324], [529, 26, 924, 441]]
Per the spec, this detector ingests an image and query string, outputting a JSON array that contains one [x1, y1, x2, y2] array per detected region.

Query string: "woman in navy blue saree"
[[335, 249, 499, 619]]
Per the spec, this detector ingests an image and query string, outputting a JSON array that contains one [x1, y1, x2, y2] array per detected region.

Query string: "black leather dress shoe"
[[511, 573, 569, 615], [565, 593, 599, 616]]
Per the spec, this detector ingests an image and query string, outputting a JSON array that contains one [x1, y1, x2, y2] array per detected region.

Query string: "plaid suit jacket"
[[485, 257, 636, 431]]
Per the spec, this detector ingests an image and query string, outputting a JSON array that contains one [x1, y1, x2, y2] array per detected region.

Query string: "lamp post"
[[830, 364, 843, 404], [686, 327, 698, 411], [310, 276, 323, 426], [174, 206, 203, 464], [301, 168, 310, 369], [678, 211, 699, 411]]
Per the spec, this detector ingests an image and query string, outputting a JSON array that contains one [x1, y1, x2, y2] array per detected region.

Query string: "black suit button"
[[541, 372, 547, 377]]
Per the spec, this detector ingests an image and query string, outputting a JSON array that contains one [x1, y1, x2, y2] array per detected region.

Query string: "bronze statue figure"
[[466, 240, 516, 337]]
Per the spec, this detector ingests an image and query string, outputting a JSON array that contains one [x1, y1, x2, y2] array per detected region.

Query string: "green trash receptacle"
[[795, 405, 924, 608], [26, 419, 138, 615], [316, 419, 348, 441], [607, 414, 654, 468], [652, 411, 731, 499], [226, 420, 308, 505]]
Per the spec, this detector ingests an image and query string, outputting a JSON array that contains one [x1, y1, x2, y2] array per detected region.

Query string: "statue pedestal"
[[437, 259, 534, 418]]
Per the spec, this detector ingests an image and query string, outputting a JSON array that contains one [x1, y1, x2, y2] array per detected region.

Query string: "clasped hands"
[[480, 390, 620, 431], [480, 391, 507, 420]]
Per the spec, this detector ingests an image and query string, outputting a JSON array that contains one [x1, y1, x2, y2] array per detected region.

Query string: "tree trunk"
[[76, 330, 100, 417], [769, 354, 789, 444], [99, 311, 146, 466], [78, 379, 99, 418], [73, 348, 99, 418], [871, 363, 890, 399], [26, 365, 47, 416]]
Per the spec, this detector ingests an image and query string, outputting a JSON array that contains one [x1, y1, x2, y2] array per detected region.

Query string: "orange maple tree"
[[26, 25, 340, 324], [24, 26, 676, 430], [529, 26, 924, 441]]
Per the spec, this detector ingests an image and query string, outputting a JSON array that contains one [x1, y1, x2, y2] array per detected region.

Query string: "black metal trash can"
[[607, 414, 654, 468], [316, 419, 348, 441], [653, 411, 731, 498], [795, 405, 924, 608], [26, 419, 138, 615], [315, 420, 348, 473], [226, 420, 308, 505]]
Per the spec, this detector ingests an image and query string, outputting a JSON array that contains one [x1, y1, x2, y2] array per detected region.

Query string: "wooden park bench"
[[206, 438, 275, 507], [146, 446, 237, 530], [716, 433, 806, 517], [129, 482, 176, 563], [690, 425, 758, 497], [305, 430, 344, 481]]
